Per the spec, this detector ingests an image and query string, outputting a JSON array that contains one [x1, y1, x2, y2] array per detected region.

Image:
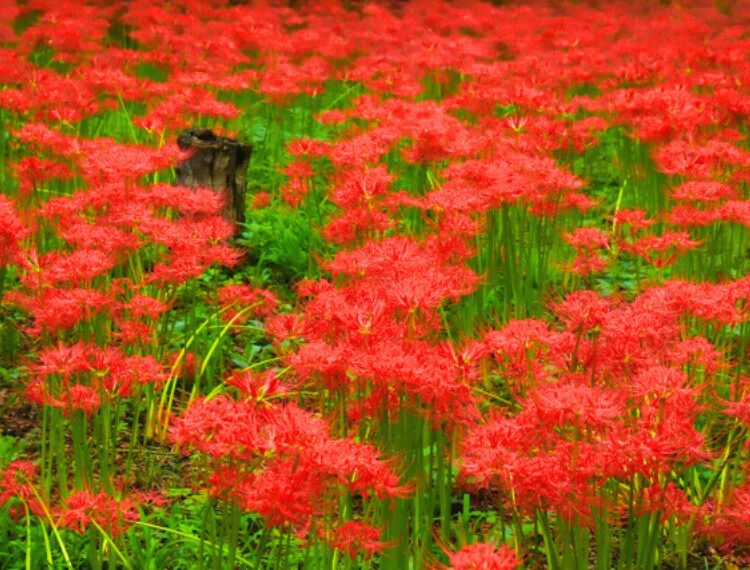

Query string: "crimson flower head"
[[0, 460, 43, 518], [252, 191, 271, 209], [448, 543, 519, 569], [59, 384, 101, 417], [217, 284, 278, 331], [264, 313, 307, 346], [671, 181, 738, 204], [564, 227, 609, 251], [0, 196, 28, 267], [323, 520, 385, 560], [703, 479, 750, 560], [287, 137, 330, 158], [528, 380, 624, 431], [58, 491, 139, 537], [563, 227, 610, 275], [226, 369, 287, 403], [613, 209, 653, 235], [553, 290, 611, 333]]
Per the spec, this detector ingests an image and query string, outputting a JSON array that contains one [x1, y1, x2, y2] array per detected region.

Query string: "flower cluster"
[[3, 0, 750, 566]]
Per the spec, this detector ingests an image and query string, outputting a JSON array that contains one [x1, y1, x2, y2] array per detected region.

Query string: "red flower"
[[217, 284, 277, 328], [58, 491, 139, 537], [226, 370, 287, 403], [58, 384, 101, 417], [552, 290, 612, 333], [704, 480, 750, 558], [0, 461, 43, 518], [528, 380, 624, 430], [448, 543, 519, 569], [671, 181, 738, 204], [324, 521, 384, 560], [0, 196, 28, 267], [619, 231, 701, 268], [252, 191, 271, 209]]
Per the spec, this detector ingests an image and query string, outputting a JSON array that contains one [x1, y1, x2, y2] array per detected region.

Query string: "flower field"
[[2, 0, 750, 567]]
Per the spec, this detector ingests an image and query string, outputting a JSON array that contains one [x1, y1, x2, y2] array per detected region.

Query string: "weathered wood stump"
[[176, 128, 252, 230]]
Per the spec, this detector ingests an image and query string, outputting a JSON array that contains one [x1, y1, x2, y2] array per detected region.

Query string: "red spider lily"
[[324, 207, 395, 245], [563, 227, 610, 276], [673, 278, 750, 324], [226, 369, 287, 403], [223, 461, 319, 529], [329, 128, 402, 167], [630, 366, 698, 401], [172, 395, 405, 534], [118, 293, 168, 321], [654, 139, 750, 179], [618, 231, 701, 268], [140, 184, 226, 217], [0, 196, 29, 267], [703, 480, 750, 559], [217, 284, 277, 326], [316, 109, 347, 125], [287, 138, 331, 158], [5, 288, 113, 336], [4, 0, 750, 565], [13, 157, 73, 197], [460, 272, 735, 527], [130, 490, 170, 510], [447, 543, 519, 570], [600, 87, 722, 142], [612, 209, 653, 235], [282, 160, 315, 181], [666, 205, 722, 228], [58, 491, 139, 537], [552, 290, 612, 333], [166, 351, 198, 382], [33, 249, 116, 287], [0, 461, 44, 518], [667, 336, 724, 377], [0, 69, 99, 124], [723, 384, 750, 428], [569, 116, 608, 152], [423, 148, 585, 216], [148, 246, 243, 284], [279, 176, 310, 208], [330, 164, 393, 208], [527, 380, 625, 431], [258, 56, 332, 102], [134, 88, 239, 133], [12, 123, 80, 156], [252, 191, 271, 209], [55, 384, 101, 417], [287, 236, 483, 424], [112, 319, 155, 345], [264, 313, 307, 346], [639, 482, 695, 525], [414, 213, 479, 263], [716, 200, 750, 229], [483, 319, 573, 392], [671, 181, 739, 204], [324, 237, 477, 307], [54, 218, 142, 255], [322, 520, 385, 560], [14, 128, 187, 184], [27, 341, 167, 403], [170, 396, 280, 459], [460, 413, 530, 489], [564, 227, 610, 251]]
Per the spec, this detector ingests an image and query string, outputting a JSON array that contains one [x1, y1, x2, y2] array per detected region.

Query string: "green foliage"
[[239, 206, 330, 285]]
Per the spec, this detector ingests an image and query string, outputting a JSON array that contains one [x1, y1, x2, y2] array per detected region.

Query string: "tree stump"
[[175, 128, 252, 231]]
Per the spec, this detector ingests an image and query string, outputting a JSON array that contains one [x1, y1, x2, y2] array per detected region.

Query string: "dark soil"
[[0, 386, 38, 439]]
